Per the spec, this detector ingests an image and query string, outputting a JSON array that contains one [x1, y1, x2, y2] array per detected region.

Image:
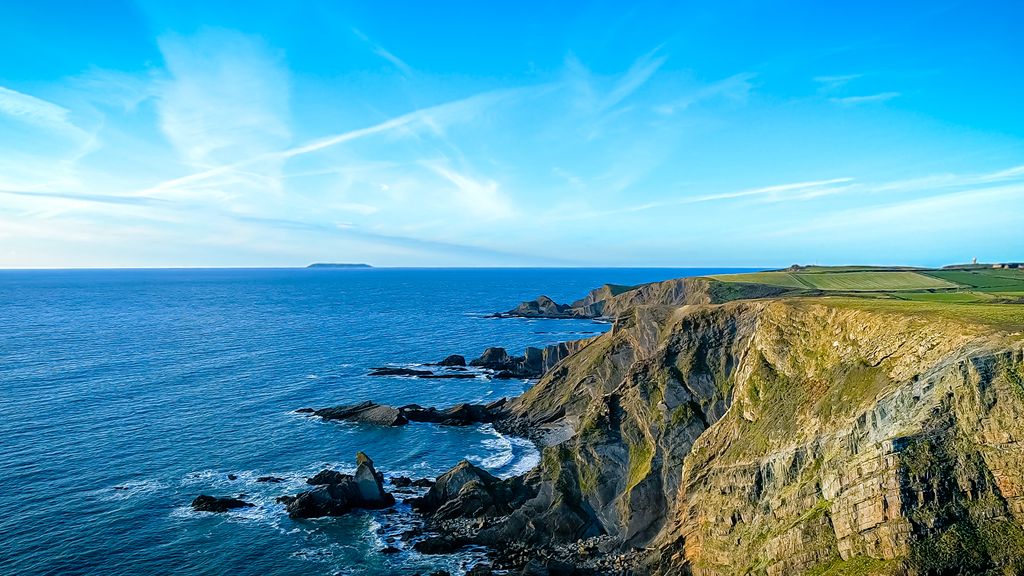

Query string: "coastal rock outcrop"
[[411, 459, 533, 520], [495, 278, 797, 321], [436, 354, 467, 367], [369, 366, 476, 379], [308, 400, 507, 427], [278, 452, 395, 518], [190, 495, 254, 513], [468, 343, 584, 379], [313, 401, 409, 426]]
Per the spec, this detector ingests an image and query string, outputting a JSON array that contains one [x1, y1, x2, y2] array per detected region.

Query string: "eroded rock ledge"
[[300, 399, 507, 427]]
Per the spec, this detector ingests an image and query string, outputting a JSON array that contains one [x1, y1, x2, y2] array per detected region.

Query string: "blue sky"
[[1, 0, 1022, 267]]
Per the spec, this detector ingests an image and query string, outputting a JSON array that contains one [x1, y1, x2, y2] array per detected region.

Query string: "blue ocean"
[[0, 268, 745, 575]]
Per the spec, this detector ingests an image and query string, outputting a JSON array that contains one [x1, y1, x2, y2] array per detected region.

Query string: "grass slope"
[[709, 270, 956, 292], [703, 265, 1024, 331], [924, 269, 1024, 290]]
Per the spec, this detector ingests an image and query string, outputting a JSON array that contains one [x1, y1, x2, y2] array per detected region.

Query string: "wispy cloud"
[[0, 188, 168, 206], [830, 91, 900, 105], [156, 28, 291, 167], [569, 162, 1024, 224], [137, 86, 528, 200], [545, 177, 854, 222], [352, 28, 413, 77], [685, 178, 855, 203], [767, 184, 1024, 239], [0, 86, 92, 143], [813, 74, 862, 92], [0, 86, 74, 128], [421, 161, 516, 220], [602, 46, 668, 111], [654, 72, 756, 115], [566, 46, 668, 114]]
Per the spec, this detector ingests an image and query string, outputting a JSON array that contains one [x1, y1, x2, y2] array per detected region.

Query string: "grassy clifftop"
[[706, 265, 1024, 303]]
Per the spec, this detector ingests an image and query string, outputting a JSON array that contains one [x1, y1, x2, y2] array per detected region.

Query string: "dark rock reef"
[[277, 452, 395, 518], [191, 495, 254, 513], [308, 400, 506, 427]]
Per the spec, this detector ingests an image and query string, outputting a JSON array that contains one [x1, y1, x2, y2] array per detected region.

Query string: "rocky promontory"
[[304, 399, 506, 427], [307, 270, 1024, 575], [494, 277, 797, 320]]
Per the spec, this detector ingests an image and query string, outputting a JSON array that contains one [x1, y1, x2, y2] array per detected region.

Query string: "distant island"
[[305, 263, 373, 269]]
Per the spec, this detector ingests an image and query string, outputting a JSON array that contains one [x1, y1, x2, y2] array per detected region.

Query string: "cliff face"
[[497, 299, 1024, 575]]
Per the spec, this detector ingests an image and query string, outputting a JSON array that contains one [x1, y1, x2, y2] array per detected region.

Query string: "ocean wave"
[[98, 479, 170, 501], [469, 424, 540, 478]]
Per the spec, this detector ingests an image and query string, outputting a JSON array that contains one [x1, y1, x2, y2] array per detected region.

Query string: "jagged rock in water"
[[391, 475, 435, 488], [411, 459, 535, 521], [402, 402, 500, 426], [353, 452, 390, 503], [306, 469, 351, 486], [307, 400, 506, 428], [313, 401, 409, 426], [368, 367, 433, 377], [468, 345, 576, 379], [190, 495, 253, 513], [437, 354, 467, 367], [471, 347, 511, 368], [280, 452, 395, 518]]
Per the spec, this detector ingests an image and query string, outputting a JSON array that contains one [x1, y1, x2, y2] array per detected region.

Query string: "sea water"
[[0, 268, 747, 575]]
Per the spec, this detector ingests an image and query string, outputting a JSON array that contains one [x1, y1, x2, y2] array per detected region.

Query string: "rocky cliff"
[[484, 297, 1024, 574], [499, 277, 798, 320]]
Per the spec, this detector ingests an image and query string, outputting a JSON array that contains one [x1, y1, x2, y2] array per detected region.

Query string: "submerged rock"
[[190, 495, 253, 513], [256, 476, 285, 483]]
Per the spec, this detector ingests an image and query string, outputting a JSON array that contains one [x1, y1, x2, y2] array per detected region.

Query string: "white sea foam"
[[98, 478, 170, 501], [471, 424, 540, 478]]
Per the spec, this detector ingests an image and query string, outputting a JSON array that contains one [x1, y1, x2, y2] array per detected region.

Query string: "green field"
[[924, 269, 1024, 290], [705, 265, 1024, 329], [818, 297, 1024, 331], [709, 270, 957, 292], [892, 292, 994, 304]]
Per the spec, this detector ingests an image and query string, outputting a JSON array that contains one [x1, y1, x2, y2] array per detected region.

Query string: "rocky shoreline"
[[190, 275, 1024, 575], [191, 327, 629, 573]]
